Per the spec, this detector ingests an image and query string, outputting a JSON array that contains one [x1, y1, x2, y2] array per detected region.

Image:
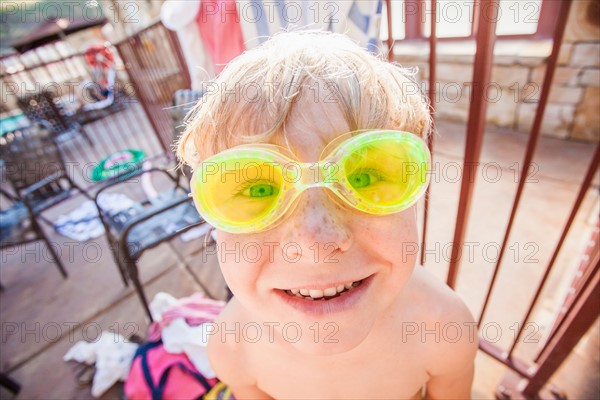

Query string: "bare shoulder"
[[406, 267, 479, 375], [409, 267, 474, 323], [206, 298, 255, 386], [207, 300, 275, 398]]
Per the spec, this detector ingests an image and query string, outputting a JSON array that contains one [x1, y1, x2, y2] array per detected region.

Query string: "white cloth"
[[161, 317, 217, 378], [162, 0, 383, 87], [161, 0, 216, 88], [149, 291, 179, 322], [149, 292, 220, 378], [53, 193, 137, 241], [63, 332, 139, 398], [82, 69, 117, 111]]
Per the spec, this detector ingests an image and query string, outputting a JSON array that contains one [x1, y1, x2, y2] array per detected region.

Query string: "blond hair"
[[177, 30, 431, 168]]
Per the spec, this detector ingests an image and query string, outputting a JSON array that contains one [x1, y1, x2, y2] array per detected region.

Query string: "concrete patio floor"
[[0, 119, 598, 399]]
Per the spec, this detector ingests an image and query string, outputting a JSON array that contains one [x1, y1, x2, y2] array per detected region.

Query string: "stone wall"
[[394, 0, 599, 142]]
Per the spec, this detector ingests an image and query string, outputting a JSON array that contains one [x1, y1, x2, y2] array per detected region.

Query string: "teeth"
[[288, 280, 364, 300]]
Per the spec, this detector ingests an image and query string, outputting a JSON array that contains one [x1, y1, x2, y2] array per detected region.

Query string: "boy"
[[178, 31, 478, 399]]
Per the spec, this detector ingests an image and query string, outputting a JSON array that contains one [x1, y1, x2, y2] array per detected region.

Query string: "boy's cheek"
[[215, 234, 273, 295], [362, 210, 419, 256]]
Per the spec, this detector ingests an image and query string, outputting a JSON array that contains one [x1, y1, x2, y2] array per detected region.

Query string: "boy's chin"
[[277, 317, 376, 356]]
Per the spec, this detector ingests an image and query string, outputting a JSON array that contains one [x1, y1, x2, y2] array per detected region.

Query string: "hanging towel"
[[329, 0, 383, 53], [161, 0, 216, 88], [237, 0, 383, 53], [196, 0, 246, 75]]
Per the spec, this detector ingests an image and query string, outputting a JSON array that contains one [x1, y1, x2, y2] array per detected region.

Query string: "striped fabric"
[[237, 0, 383, 53], [148, 294, 226, 341], [162, 0, 384, 84]]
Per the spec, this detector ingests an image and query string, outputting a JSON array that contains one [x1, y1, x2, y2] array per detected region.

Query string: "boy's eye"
[[347, 171, 381, 189], [242, 183, 277, 198]]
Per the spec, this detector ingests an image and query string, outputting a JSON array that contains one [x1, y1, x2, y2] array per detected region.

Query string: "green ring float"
[[91, 149, 145, 182]]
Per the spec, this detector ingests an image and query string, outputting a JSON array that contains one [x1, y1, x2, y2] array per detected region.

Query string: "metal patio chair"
[[172, 89, 228, 298], [89, 89, 213, 320], [0, 122, 91, 226], [93, 167, 211, 320]]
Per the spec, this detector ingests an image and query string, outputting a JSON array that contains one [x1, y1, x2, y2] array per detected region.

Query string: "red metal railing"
[[395, 0, 599, 398], [385, 0, 561, 42]]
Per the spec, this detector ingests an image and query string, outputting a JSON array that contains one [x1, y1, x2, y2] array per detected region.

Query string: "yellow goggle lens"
[[343, 138, 427, 209], [197, 158, 284, 226]]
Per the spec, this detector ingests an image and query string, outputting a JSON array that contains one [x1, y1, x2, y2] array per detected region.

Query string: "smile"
[[274, 274, 374, 316], [283, 280, 363, 300]]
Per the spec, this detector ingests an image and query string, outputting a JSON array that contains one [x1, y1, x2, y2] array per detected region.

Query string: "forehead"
[[271, 95, 352, 162]]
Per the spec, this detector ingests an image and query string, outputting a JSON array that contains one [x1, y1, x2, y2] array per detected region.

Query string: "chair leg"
[[124, 255, 153, 321], [115, 258, 130, 287], [110, 241, 129, 287], [169, 242, 217, 300], [35, 221, 68, 278], [0, 373, 21, 395], [44, 239, 68, 278]]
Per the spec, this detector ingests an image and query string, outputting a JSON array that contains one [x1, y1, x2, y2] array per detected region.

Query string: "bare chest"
[[248, 341, 429, 399]]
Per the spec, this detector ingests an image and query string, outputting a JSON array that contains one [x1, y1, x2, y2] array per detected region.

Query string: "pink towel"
[[148, 294, 225, 341], [196, 0, 246, 75]]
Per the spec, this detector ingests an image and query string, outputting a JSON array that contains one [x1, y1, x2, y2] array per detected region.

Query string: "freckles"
[[318, 215, 331, 234]]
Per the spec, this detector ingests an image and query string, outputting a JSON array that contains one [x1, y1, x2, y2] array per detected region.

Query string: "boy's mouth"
[[282, 279, 364, 301]]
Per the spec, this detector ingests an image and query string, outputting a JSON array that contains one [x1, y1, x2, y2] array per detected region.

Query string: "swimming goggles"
[[190, 130, 431, 234]]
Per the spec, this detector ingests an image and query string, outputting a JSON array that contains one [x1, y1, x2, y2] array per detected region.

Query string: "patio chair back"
[[171, 89, 204, 178], [17, 91, 91, 145], [171, 89, 204, 146], [0, 122, 69, 196]]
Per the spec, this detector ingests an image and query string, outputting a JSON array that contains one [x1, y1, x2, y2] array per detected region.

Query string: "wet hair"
[[177, 30, 431, 168]]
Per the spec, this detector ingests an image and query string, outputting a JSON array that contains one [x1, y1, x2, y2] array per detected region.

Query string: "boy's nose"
[[280, 189, 353, 257]]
